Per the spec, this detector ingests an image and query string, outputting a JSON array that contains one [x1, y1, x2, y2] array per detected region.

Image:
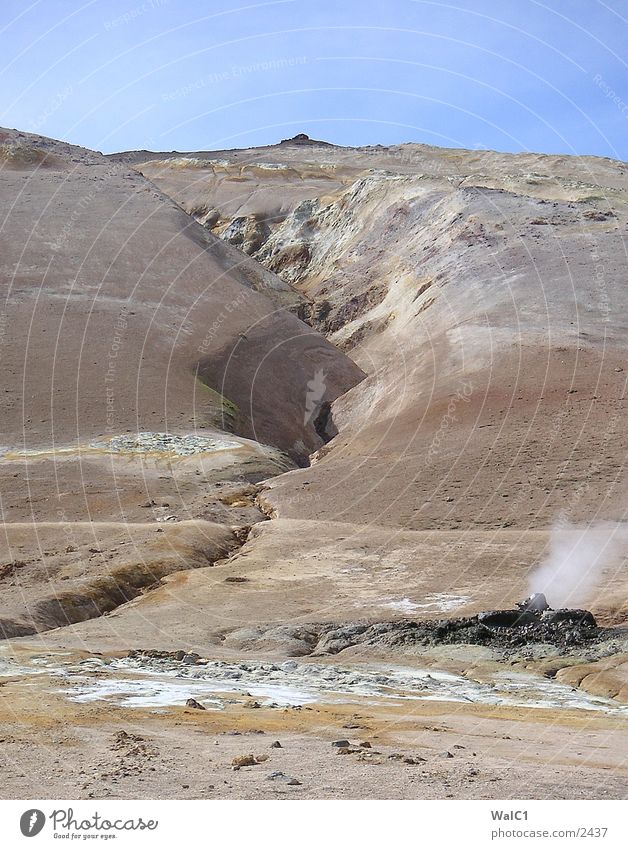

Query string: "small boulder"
[[516, 592, 549, 613], [232, 754, 268, 769], [266, 771, 288, 781], [232, 754, 256, 769]]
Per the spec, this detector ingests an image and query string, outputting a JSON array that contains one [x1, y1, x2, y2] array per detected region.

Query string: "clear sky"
[[0, 0, 626, 158]]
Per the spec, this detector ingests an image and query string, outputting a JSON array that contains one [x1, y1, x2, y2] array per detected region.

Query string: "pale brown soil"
[[22, 522, 625, 653], [0, 520, 238, 638], [0, 660, 625, 800]]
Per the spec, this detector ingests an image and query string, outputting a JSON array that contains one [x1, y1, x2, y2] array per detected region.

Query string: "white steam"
[[529, 518, 627, 609]]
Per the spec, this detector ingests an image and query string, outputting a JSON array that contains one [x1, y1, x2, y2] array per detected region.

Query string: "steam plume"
[[529, 516, 627, 608]]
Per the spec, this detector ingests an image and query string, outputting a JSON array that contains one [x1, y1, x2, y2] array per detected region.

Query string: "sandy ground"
[[17, 522, 625, 656], [0, 520, 240, 638], [0, 649, 626, 800], [1, 516, 625, 800]]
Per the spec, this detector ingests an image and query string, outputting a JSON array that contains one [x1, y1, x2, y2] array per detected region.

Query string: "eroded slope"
[[134, 137, 628, 530]]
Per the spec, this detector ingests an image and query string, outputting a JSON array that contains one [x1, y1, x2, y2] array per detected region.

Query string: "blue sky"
[[0, 0, 626, 158]]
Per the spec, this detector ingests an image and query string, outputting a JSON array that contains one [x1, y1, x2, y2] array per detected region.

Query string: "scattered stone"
[[0, 561, 28, 582], [442, 751, 454, 758], [232, 754, 269, 769], [109, 730, 157, 764], [225, 577, 250, 583], [113, 730, 130, 743], [266, 771, 288, 781], [182, 653, 200, 664], [541, 608, 597, 628], [89, 432, 239, 456], [331, 740, 351, 748], [244, 699, 261, 709], [265, 771, 301, 786], [403, 756, 426, 765], [185, 698, 206, 710], [359, 741, 372, 748], [357, 751, 383, 763], [270, 741, 282, 748], [232, 755, 256, 768]]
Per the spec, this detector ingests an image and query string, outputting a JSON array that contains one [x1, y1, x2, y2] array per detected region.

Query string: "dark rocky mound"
[[278, 133, 334, 147], [223, 606, 613, 656], [308, 607, 605, 654], [126, 607, 620, 662]]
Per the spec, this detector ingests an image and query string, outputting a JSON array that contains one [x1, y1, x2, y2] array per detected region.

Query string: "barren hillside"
[[0, 126, 362, 633], [0, 131, 626, 800], [0, 127, 363, 460]]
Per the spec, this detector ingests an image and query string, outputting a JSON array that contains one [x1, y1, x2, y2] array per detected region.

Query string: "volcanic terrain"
[[0, 129, 626, 799]]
